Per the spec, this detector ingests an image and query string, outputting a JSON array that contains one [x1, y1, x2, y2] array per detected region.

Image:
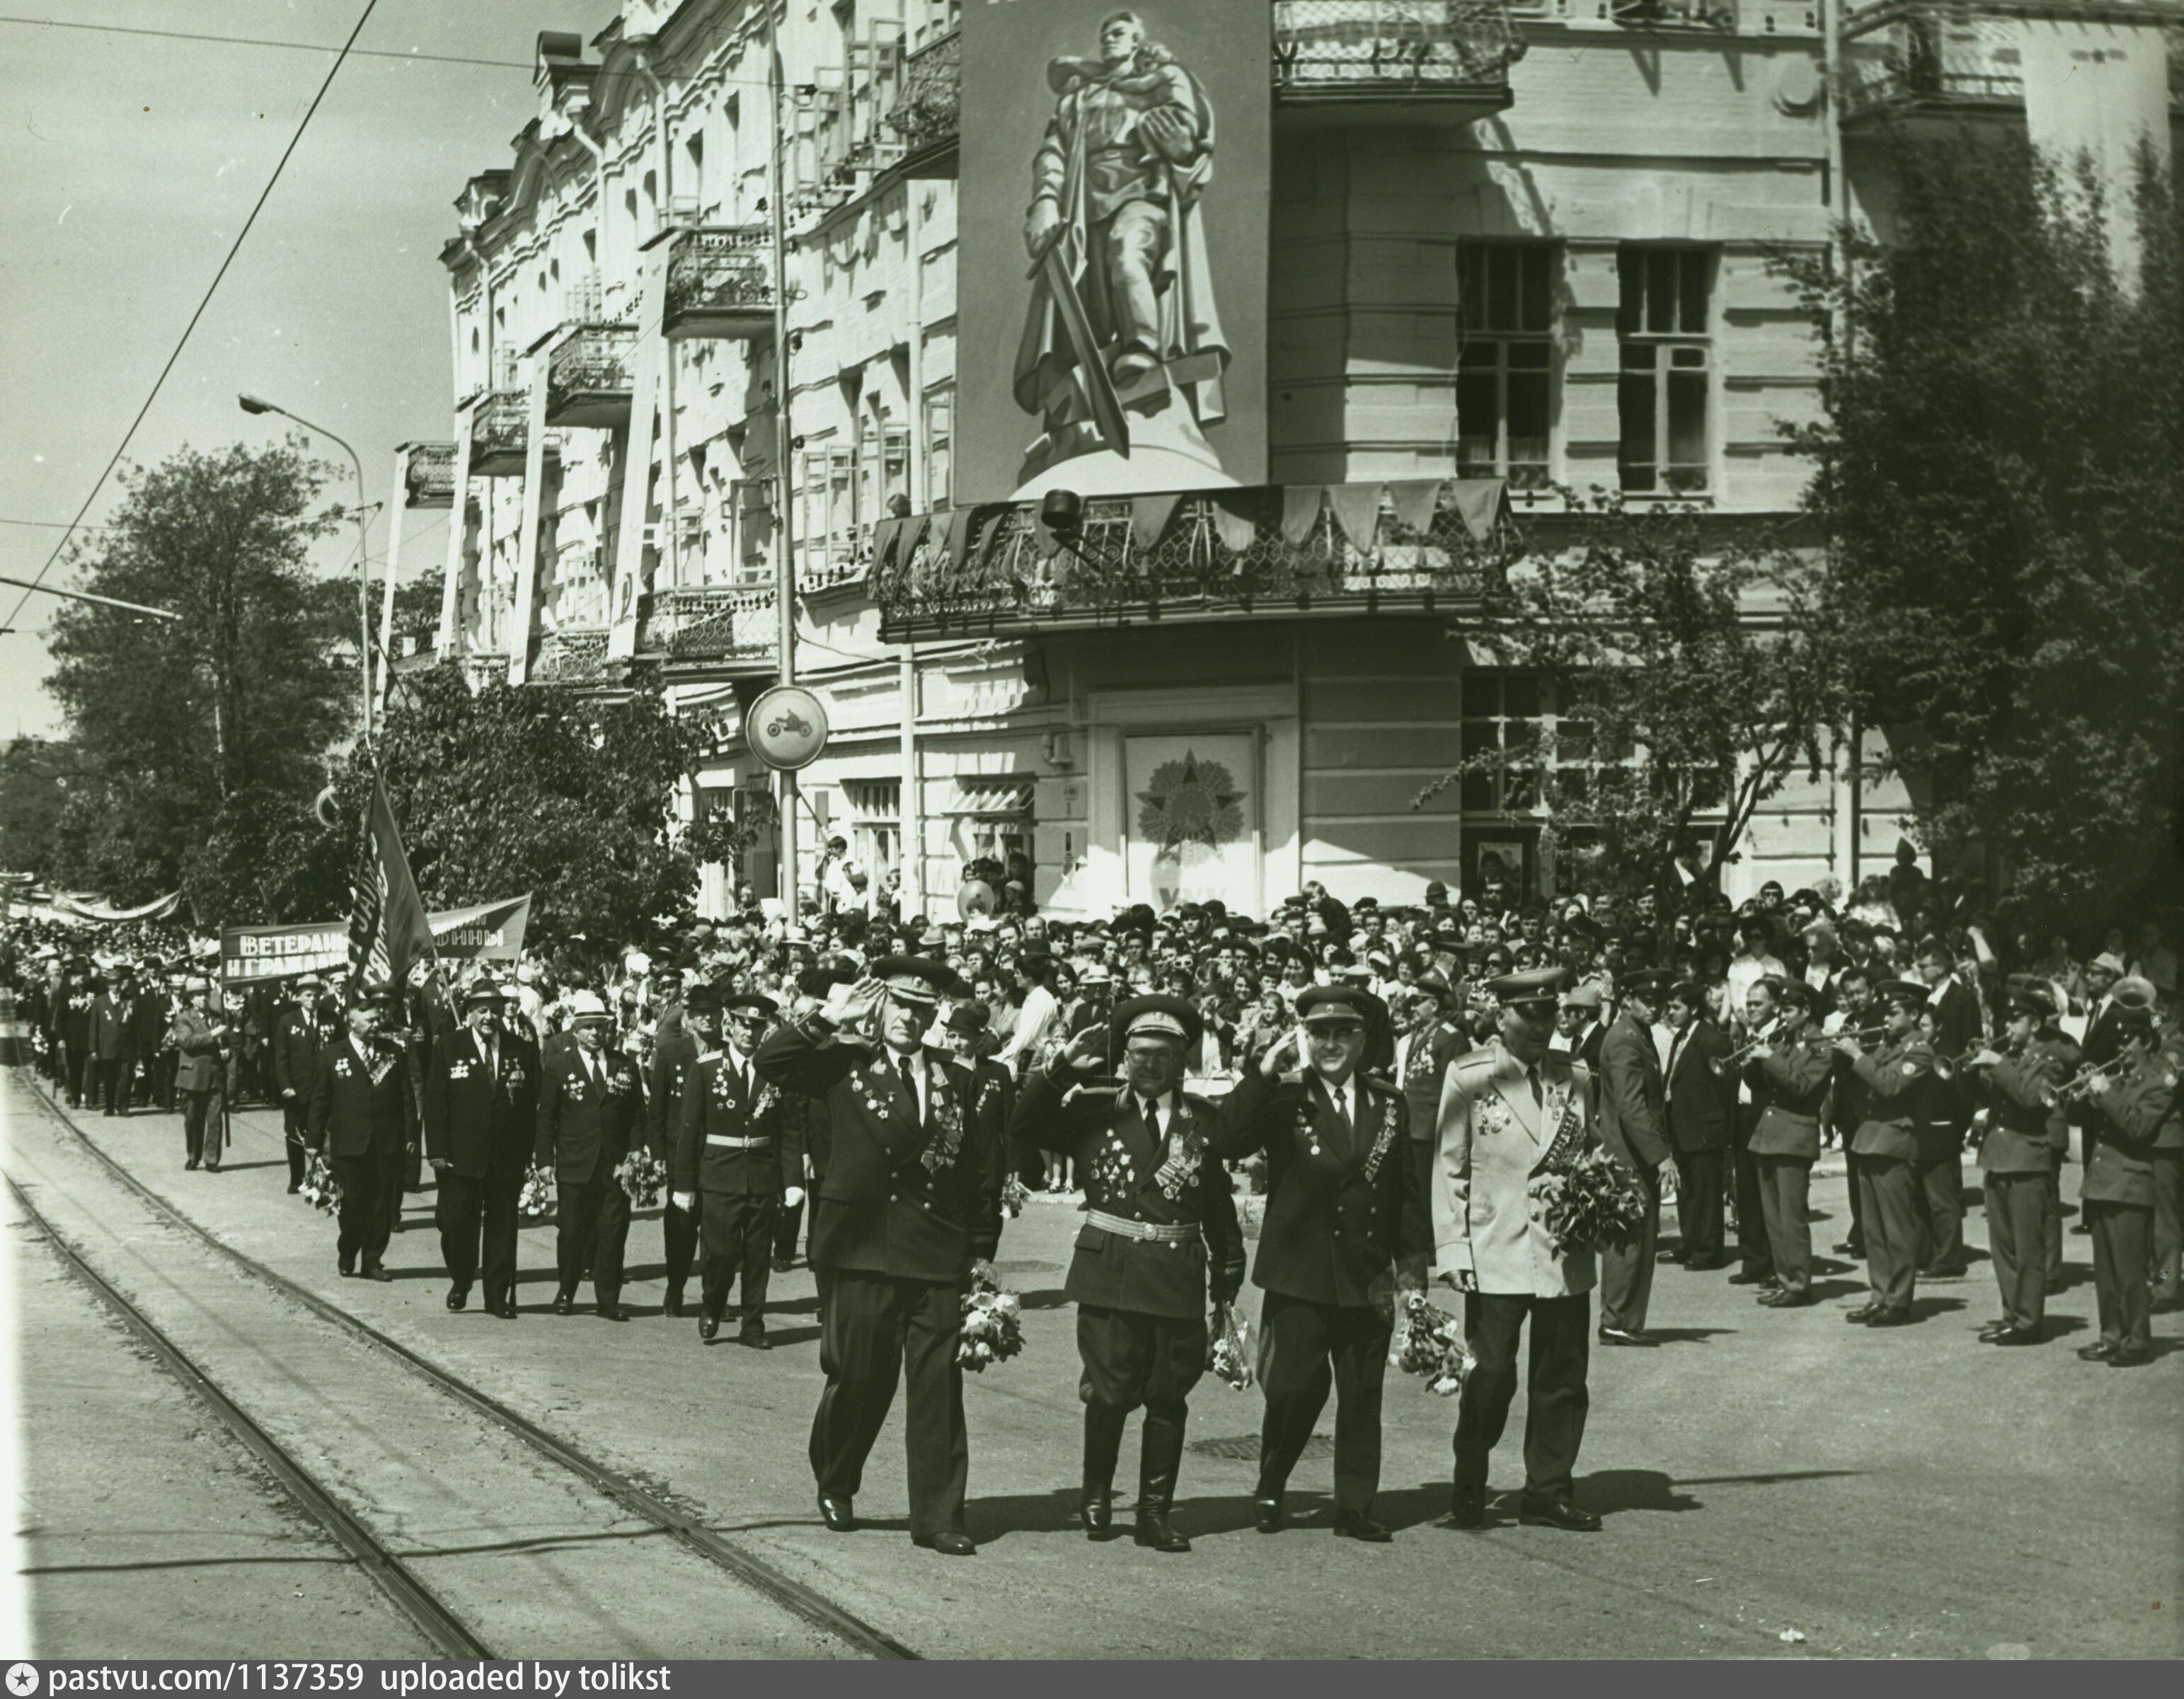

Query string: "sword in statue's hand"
[[1027, 227, 1131, 459]]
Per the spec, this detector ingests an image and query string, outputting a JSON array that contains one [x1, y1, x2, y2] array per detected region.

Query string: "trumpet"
[[2045, 1058, 2117, 1105], [1712, 1023, 1788, 1071], [1821, 1020, 1891, 1055]]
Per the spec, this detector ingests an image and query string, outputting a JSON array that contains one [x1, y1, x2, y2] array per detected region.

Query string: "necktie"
[[1527, 1066, 1544, 1109], [1143, 1097, 1162, 1144], [899, 1054, 920, 1122]]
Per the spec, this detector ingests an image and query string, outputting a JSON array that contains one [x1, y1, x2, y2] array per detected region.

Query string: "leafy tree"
[[44, 442, 357, 916], [0, 738, 75, 878], [1785, 133, 2183, 928], [331, 665, 755, 952], [1419, 497, 1847, 917]]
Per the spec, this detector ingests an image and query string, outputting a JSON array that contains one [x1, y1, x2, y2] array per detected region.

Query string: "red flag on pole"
[[345, 778, 435, 993]]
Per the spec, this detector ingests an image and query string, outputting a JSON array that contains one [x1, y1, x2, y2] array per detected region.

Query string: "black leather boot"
[[1080, 1403, 1125, 1539], [1133, 1415, 1190, 1553]]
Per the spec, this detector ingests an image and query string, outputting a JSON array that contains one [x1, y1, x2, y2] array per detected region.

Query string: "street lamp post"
[[238, 393, 374, 743]]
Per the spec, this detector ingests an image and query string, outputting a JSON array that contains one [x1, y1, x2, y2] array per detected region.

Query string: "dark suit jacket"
[[1398, 1023, 1472, 1151], [306, 1036, 410, 1158], [1214, 1069, 1430, 1309], [1928, 979, 1982, 1059], [423, 1026, 540, 1178], [534, 1045, 644, 1185], [647, 1023, 702, 1161], [88, 991, 129, 1060], [1665, 1019, 1734, 1153], [1010, 1068, 1244, 1320], [754, 1020, 1005, 1284], [272, 1006, 323, 1099], [1598, 1010, 1669, 1170], [674, 1049, 804, 1195]]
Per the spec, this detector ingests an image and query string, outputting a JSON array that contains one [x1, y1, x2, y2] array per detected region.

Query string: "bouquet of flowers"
[[1528, 1147, 1650, 1256], [1391, 1290, 1474, 1398], [958, 1269, 1024, 1373], [1207, 1301, 1254, 1392], [299, 1153, 343, 1216], [615, 1148, 667, 1209], [517, 1163, 556, 1221], [1000, 1175, 1031, 1219]]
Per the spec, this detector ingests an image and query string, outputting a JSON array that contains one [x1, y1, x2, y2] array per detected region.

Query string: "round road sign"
[[748, 684, 829, 771]]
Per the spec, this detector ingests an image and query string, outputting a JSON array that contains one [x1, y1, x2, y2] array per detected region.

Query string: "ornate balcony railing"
[[461, 651, 510, 692], [635, 585, 778, 664], [1605, 0, 1740, 33], [470, 391, 534, 477], [1274, 1, 1528, 105], [885, 29, 960, 161], [1839, 6, 2025, 121], [404, 443, 456, 508], [663, 226, 776, 340], [531, 629, 615, 685], [544, 325, 636, 428], [873, 480, 1507, 638]]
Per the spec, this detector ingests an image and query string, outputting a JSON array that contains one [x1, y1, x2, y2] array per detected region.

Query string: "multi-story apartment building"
[[423, 0, 2177, 921]]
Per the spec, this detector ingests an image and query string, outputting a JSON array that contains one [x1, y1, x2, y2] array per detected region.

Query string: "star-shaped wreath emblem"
[[1137, 752, 1244, 851]]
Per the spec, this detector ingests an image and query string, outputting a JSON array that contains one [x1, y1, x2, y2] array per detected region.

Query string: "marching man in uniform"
[[1967, 977, 2073, 1345], [535, 989, 645, 1322], [1011, 994, 1246, 1554], [305, 982, 410, 1281], [1215, 984, 1429, 1543], [1835, 979, 1938, 1327], [648, 978, 710, 1318], [755, 957, 1006, 1557], [1432, 967, 1604, 1533], [423, 977, 539, 1320], [673, 989, 805, 1348], [2074, 977, 2173, 1369], [1740, 977, 1834, 1308]]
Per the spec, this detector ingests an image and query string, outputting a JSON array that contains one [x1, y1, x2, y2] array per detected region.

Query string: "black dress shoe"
[[738, 1325, 771, 1350], [446, 1286, 469, 1312], [817, 1494, 856, 1532], [185, 1158, 200, 1171], [597, 1303, 628, 1322], [552, 1294, 575, 1316], [1597, 1326, 1658, 1347], [204, 1162, 220, 1174], [698, 1313, 720, 1341], [286, 1182, 301, 1195], [1759, 1289, 1816, 1308], [1519, 1497, 1602, 1532], [490, 1302, 519, 1320], [771, 1256, 795, 1274], [362, 1264, 392, 1283], [1134, 1510, 1191, 1553], [1655, 1249, 1685, 1265], [339, 1260, 356, 1278], [1079, 1489, 1115, 1540], [2107, 1347, 2151, 1368], [1442, 1490, 1488, 1529], [1726, 1269, 1774, 1286], [2075, 1340, 2117, 1361], [1251, 1493, 1284, 1533], [1685, 1255, 1731, 1272], [1332, 1512, 1392, 1543], [1990, 1328, 2041, 1347], [1844, 1302, 1882, 1323], [664, 1294, 686, 1319], [913, 1530, 977, 1557], [1865, 1308, 1916, 1327]]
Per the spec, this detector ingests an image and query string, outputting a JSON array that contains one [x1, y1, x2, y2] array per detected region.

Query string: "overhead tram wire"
[[0, 0, 384, 641]]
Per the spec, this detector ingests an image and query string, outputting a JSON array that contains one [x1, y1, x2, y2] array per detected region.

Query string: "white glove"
[[670, 1190, 697, 1214], [783, 1185, 805, 1208]]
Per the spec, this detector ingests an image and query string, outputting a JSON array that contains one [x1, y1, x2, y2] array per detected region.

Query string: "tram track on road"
[[9, 1068, 920, 1661]]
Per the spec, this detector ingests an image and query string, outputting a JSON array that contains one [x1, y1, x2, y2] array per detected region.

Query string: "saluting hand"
[[1259, 1028, 1303, 1079], [1059, 1029, 1107, 1076]]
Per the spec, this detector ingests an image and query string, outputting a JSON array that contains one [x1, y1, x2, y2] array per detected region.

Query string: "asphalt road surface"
[[7, 1070, 2179, 1659]]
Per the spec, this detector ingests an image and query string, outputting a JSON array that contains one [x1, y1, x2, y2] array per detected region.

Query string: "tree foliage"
[[1785, 133, 2184, 927], [44, 442, 357, 918], [0, 738, 75, 879], [1420, 498, 1846, 910], [331, 666, 754, 952]]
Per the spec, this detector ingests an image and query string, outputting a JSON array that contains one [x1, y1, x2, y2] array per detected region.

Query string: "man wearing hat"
[[1833, 979, 1940, 1325], [1010, 995, 1245, 1555], [166, 978, 231, 1172], [673, 991, 803, 1347], [535, 989, 647, 1320], [1738, 977, 1834, 1308], [1432, 966, 1603, 1531], [1394, 975, 1471, 1152], [1596, 969, 1671, 1343], [1965, 979, 2074, 1344], [1214, 984, 1427, 1543], [424, 977, 539, 1319], [273, 974, 329, 1194], [306, 984, 412, 1279], [647, 977, 709, 1318], [754, 955, 1007, 1557], [2076, 978, 2172, 1366]]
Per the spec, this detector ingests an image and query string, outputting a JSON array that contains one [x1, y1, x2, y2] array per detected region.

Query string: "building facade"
[[425, 0, 2178, 921]]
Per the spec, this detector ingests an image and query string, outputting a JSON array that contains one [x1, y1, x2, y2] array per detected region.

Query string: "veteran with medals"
[[1214, 984, 1429, 1543], [1010, 994, 1245, 1554], [1432, 967, 1604, 1533], [305, 981, 412, 1282], [422, 976, 539, 1319], [534, 989, 646, 1322], [754, 956, 1007, 1557], [673, 989, 804, 1348]]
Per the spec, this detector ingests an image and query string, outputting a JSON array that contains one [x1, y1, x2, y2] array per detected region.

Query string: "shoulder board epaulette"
[[1359, 1072, 1396, 1096], [1450, 1047, 1498, 1073]]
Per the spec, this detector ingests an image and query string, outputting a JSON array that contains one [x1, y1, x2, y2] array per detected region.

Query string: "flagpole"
[[767, 0, 800, 926]]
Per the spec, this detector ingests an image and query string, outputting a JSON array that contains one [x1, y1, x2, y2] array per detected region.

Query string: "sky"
[[0, 0, 619, 741]]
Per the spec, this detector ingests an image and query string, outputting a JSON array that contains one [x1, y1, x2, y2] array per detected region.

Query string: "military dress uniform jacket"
[[1214, 1069, 1429, 1309], [1011, 1068, 1245, 1322], [753, 1020, 1005, 1284], [1431, 1044, 1601, 1299], [2084, 1054, 2178, 1209], [534, 1047, 645, 1186], [1976, 1038, 2072, 1175], [646, 1023, 701, 1163], [1598, 1010, 1669, 1170], [673, 1051, 804, 1195], [306, 1037, 412, 1157], [423, 1027, 541, 1178], [1847, 1038, 1938, 1162], [1746, 1039, 1834, 1160]]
